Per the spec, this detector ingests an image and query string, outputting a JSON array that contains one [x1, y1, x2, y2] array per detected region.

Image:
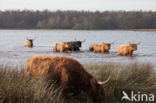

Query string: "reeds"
[[0, 63, 155, 103], [0, 65, 64, 103], [85, 63, 156, 102]]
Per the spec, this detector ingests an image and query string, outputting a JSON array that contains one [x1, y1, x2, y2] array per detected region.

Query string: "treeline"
[[0, 10, 156, 29]]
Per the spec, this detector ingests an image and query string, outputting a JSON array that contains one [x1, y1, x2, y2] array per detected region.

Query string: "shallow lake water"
[[0, 29, 156, 67]]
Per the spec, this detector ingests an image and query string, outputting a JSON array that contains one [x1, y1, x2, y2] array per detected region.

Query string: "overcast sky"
[[0, 0, 156, 11]]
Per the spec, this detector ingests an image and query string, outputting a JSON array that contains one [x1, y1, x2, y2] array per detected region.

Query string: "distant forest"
[[0, 10, 156, 29]]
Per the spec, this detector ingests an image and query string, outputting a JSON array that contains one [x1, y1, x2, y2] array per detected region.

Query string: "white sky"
[[0, 0, 156, 11]]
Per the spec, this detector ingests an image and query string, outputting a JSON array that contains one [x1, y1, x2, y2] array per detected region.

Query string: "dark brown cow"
[[64, 41, 82, 51], [53, 40, 83, 52], [25, 55, 109, 102]]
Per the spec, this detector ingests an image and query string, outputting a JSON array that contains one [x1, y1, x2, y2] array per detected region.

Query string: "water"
[[0, 29, 156, 67]]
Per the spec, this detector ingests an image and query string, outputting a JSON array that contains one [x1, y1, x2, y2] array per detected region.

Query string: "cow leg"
[[105, 50, 109, 53], [129, 51, 133, 56]]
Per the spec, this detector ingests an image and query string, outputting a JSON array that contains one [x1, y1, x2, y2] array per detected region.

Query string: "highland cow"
[[25, 55, 110, 102], [53, 42, 69, 52], [24, 39, 33, 48], [64, 40, 83, 51], [94, 42, 112, 53], [117, 43, 139, 56]]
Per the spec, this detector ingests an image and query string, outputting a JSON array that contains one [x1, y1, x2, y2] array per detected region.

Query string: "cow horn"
[[98, 75, 110, 85]]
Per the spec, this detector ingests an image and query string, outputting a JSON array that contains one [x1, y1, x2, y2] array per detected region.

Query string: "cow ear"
[[90, 78, 97, 93]]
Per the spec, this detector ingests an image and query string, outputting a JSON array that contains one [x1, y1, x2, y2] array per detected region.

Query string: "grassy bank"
[[0, 63, 155, 103]]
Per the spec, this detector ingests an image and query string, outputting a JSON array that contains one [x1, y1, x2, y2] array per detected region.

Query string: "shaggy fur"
[[24, 39, 33, 47], [53, 42, 69, 52], [89, 45, 95, 51], [117, 43, 137, 56], [64, 41, 82, 51], [25, 55, 106, 102], [94, 43, 111, 53]]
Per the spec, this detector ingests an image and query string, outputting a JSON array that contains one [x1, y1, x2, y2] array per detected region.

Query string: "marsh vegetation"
[[0, 63, 155, 103]]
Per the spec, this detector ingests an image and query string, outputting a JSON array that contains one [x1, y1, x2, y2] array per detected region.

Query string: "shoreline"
[[0, 28, 156, 31]]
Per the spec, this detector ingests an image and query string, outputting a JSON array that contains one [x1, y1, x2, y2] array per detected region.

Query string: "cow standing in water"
[[64, 41, 82, 51], [117, 43, 139, 56], [53, 42, 69, 52], [93, 42, 114, 53], [24, 39, 33, 48], [25, 55, 110, 103], [53, 40, 84, 52]]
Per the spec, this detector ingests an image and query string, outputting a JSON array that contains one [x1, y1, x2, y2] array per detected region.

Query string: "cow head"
[[105, 43, 111, 50], [89, 45, 95, 51], [78, 39, 86, 47], [87, 76, 110, 102], [87, 78, 105, 102], [129, 43, 138, 51], [26, 36, 36, 47], [103, 42, 111, 50], [75, 41, 82, 47], [26, 39, 33, 47]]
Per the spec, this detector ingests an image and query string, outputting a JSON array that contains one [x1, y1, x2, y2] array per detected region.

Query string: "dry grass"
[[85, 63, 156, 102], [0, 65, 64, 103], [0, 63, 155, 103]]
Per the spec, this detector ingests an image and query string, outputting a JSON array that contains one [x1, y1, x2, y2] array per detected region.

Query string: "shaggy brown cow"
[[94, 43, 111, 53], [117, 43, 138, 56], [89, 44, 95, 51], [24, 39, 33, 48], [25, 55, 110, 102], [53, 42, 69, 52]]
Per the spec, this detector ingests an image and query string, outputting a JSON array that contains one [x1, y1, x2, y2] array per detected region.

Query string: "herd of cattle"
[[24, 38, 140, 102], [24, 38, 139, 56]]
